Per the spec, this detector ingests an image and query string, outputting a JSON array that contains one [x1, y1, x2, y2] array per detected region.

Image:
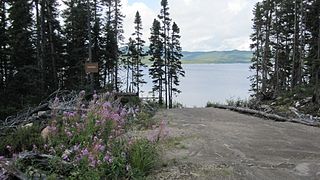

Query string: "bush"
[[129, 139, 158, 177], [0, 123, 44, 157]]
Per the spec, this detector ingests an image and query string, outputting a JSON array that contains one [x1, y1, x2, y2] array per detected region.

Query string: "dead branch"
[[210, 104, 320, 127]]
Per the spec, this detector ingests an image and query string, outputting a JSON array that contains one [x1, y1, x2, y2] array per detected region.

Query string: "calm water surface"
[[141, 63, 252, 107]]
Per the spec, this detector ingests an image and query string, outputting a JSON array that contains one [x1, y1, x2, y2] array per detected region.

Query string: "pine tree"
[[158, 0, 171, 108], [168, 22, 184, 108], [250, 2, 263, 97], [149, 19, 164, 105], [0, 0, 10, 118], [124, 37, 135, 92], [92, 0, 104, 89], [7, 0, 41, 107], [36, 0, 64, 93], [132, 11, 146, 95], [63, 0, 90, 90]]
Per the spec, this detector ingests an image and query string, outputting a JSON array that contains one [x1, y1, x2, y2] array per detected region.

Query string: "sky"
[[122, 0, 261, 52]]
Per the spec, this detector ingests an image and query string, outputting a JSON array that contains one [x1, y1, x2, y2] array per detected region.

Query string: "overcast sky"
[[122, 0, 260, 52]]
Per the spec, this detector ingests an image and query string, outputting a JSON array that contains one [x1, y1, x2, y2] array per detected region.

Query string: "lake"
[[141, 63, 252, 107]]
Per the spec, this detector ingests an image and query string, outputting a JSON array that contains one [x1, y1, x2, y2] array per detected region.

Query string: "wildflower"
[[6, 145, 11, 150], [62, 153, 69, 161], [103, 102, 112, 109], [89, 155, 96, 167], [73, 144, 80, 151], [81, 148, 89, 156], [103, 152, 112, 163], [0, 156, 4, 161], [66, 131, 73, 138]]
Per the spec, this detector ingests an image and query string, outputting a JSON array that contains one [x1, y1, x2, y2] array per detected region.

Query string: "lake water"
[[141, 63, 252, 107]]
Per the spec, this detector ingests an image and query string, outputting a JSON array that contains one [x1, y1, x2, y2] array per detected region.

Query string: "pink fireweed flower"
[[111, 114, 121, 122], [120, 108, 127, 117], [103, 102, 112, 109], [103, 153, 112, 164], [66, 131, 73, 138], [81, 148, 89, 156], [72, 144, 80, 151], [62, 153, 69, 161]]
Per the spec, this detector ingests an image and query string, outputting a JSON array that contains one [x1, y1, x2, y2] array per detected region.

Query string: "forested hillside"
[[181, 50, 252, 64]]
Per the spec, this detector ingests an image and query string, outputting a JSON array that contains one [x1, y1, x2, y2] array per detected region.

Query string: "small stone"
[[38, 111, 47, 117], [22, 123, 33, 128], [41, 126, 51, 140]]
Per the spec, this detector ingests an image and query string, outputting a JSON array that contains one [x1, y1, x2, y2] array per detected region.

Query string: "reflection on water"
[[141, 63, 252, 107]]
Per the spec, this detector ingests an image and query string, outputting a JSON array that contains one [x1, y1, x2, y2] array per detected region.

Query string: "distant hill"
[[139, 50, 252, 64], [181, 50, 252, 64]]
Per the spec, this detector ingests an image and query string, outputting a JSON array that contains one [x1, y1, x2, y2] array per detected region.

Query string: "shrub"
[[0, 123, 44, 157], [129, 139, 158, 177]]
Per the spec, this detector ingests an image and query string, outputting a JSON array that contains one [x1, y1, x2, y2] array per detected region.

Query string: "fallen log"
[[210, 104, 320, 127]]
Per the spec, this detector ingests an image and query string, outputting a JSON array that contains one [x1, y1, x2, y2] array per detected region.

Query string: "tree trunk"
[[46, 0, 58, 90], [262, 0, 272, 97]]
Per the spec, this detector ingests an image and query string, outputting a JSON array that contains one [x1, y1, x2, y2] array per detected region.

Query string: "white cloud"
[[122, 0, 260, 51], [122, 0, 156, 46], [227, 0, 249, 14]]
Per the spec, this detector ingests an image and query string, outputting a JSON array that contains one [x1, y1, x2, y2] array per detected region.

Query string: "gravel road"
[[150, 108, 320, 180]]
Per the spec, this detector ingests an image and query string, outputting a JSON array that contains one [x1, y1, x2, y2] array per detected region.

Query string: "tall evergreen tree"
[[7, 0, 42, 107], [62, 0, 90, 90], [168, 22, 184, 108], [132, 11, 146, 95], [158, 0, 171, 108], [149, 19, 164, 105]]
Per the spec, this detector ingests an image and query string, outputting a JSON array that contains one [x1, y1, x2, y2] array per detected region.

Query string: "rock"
[[38, 111, 48, 118], [41, 126, 51, 140], [295, 101, 300, 107], [22, 123, 33, 128]]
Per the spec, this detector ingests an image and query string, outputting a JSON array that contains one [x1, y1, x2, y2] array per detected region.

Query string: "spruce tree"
[[168, 22, 184, 108], [132, 11, 146, 95], [158, 0, 171, 108], [7, 0, 41, 107], [63, 0, 90, 90], [149, 19, 164, 105]]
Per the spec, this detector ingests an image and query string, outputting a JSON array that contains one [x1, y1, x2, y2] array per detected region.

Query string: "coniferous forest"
[[0, 0, 184, 119], [250, 0, 320, 110]]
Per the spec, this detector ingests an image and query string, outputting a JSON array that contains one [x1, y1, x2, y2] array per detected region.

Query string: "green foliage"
[[135, 111, 156, 130], [129, 139, 158, 177], [225, 98, 251, 108], [0, 124, 44, 157]]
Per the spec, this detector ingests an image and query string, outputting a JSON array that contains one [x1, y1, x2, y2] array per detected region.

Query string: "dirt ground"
[[149, 108, 320, 180]]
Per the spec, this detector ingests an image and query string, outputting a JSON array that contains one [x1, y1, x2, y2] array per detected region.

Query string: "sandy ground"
[[149, 108, 320, 180]]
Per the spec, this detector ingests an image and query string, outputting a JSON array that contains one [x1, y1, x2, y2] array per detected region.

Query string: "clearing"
[[150, 108, 320, 180]]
